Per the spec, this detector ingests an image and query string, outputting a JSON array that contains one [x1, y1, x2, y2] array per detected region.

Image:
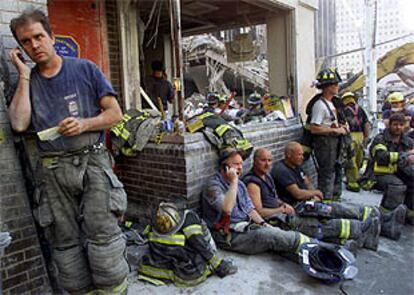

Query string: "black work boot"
[[361, 217, 381, 251], [380, 204, 407, 240], [215, 258, 238, 278]]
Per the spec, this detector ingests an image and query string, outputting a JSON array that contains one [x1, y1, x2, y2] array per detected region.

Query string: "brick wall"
[[117, 118, 317, 225], [0, 1, 50, 294], [105, 0, 123, 107]]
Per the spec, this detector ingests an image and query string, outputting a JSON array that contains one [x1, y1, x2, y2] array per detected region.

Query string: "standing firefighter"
[[8, 9, 128, 294], [307, 68, 348, 201], [364, 113, 414, 226], [341, 92, 370, 192]]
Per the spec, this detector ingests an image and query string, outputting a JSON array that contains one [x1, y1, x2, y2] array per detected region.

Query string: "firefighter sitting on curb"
[[306, 68, 350, 202], [361, 113, 414, 226], [202, 148, 324, 260], [341, 92, 370, 192], [243, 146, 381, 251], [138, 201, 237, 286], [273, 142, 406, 241]]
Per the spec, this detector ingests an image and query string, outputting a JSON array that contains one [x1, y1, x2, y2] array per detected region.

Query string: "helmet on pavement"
[[299, 243, 358, 284], [316, 68, 342, 89], [341, 92, 356, 105], [387, 92, 404, 104], [153, 202, 185, 235]]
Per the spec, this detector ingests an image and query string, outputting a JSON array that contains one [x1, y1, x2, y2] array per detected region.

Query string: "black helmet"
[[299, 243, 358, 284], [316, 68, 342, 89], [207, 92, 219, 105], [247, 92, 262, 105]]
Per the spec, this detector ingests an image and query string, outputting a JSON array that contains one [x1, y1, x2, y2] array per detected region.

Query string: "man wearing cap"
[[341, 92, 370, 192], [201, 147, 314, 256]]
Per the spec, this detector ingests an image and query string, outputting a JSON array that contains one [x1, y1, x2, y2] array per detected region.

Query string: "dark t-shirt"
[[144, 75, 174, 110], [242, 170, 280, 209], [271, 160, 307, 205], [30, 57, 116, 152]]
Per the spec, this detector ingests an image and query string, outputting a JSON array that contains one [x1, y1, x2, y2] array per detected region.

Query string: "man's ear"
[[51, 32, 56, 45]]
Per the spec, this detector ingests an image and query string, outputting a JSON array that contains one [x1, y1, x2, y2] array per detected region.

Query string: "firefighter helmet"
[[316, 68, 342, 89], [387, 92, 404, 104], [341, 92, 356, 105], [247, 92, 262, 105], [299, 243, 358, 284], [218, 94, 228, 104], [207, 92, 219, 105], [153, 202, 185, 235]]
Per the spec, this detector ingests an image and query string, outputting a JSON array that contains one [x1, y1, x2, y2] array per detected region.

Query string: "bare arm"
[[248, 209, 266, 225], [8, 48, 32, 132], [247, 183, 284, 218], [58, 95, 123, 136], [310, 123, 346, 136], [285, 183, 323, 201]]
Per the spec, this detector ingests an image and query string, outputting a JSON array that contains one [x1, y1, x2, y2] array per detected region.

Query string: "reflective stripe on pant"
[[290, 215, 362, 242], [345, 132, 364, 185], [313, 135, 341, 200], [37, 151, 128, 292]]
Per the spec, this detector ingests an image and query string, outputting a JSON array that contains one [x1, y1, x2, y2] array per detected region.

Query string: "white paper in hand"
[[37, 126, 61, 141]]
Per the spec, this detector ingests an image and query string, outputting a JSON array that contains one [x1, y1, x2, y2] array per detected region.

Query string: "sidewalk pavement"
[[126, 189, 414, 295]]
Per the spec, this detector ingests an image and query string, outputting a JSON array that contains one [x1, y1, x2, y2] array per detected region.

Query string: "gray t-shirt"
[[30, 57, 117, 152], [310, 98, 338, 128]]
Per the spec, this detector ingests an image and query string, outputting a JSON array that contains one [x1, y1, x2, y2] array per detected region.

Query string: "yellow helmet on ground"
[[154, 202, 185, 234], [341, 92, 356, 105], [387, 92, 404, 103]]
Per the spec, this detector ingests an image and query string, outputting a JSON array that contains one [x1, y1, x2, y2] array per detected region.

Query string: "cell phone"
[[17, 52, 26, 63], [224, 165, 230, 173]]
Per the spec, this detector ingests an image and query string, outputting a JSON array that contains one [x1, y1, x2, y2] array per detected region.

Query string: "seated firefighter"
[[138, 201, 237, 286], [273, 142, 407, 241], [243, 147, 380, 250], [202, 147, 316, 256], [201, 148, 360, 283], [362, 113, 414, 225]]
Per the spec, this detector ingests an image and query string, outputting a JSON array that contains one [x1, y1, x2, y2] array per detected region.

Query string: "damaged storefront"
[[109, 0, 319, 223]]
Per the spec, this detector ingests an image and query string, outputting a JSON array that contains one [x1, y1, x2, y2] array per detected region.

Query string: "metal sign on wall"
[[54, 35, 80, 58]]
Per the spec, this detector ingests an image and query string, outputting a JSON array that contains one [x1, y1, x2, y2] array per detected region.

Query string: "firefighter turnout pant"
[[34, 149, 129, 293], [212, 226, 311, 255], [376, 173, 414, 223], [313, 135, 342, 200], [345, 132, 364, 190]]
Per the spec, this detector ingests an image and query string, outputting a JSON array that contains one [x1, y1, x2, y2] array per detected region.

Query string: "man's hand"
[[225, 166, 238, 184], [282, 203, 295, 215], [9, 48, 31, 78], [58, 117, 87, 136], [333, 126, 347, 136], [407, 154, 414, 165], [311, 189, 324, 200]]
